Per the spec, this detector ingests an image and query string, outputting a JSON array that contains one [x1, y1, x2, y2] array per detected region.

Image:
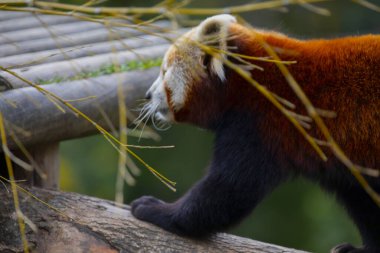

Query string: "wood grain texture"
[[0, 34, 176, 69], [30, 142, 60, 189], [0, 14, 77, 33], [11, 143, 60, 189], [0, 44, 168, 88], [0, 68, 159, 149], [0, 20, 169, 57], [0, 187, 309, 253], [0, 11, 31, 21], [0, 21, 103, 44]]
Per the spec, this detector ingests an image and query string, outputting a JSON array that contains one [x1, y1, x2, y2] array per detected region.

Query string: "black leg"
[[332, 185, 380, 253], [131, 112, 287, 237]]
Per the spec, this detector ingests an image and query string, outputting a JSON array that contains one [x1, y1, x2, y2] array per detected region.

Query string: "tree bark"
[[0, 187, 309, 253]]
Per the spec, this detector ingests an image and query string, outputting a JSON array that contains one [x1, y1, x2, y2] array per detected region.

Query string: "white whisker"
[[138, 112, 151, 141], [132, 102, 150, 112], [133, 103, 153, 128], [135, 102, 160, 141], [152, 113, 172, 131]]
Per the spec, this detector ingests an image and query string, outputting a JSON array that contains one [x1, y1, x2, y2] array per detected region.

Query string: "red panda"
[[131, 15, 380, 253]]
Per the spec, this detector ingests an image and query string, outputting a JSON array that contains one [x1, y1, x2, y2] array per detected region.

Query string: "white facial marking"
[[165, 67, 185, 108], [211, 57, 226, 81]]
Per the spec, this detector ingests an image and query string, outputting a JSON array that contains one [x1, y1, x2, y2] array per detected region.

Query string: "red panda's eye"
[[203, 53, 211, 67], [203, 53, 212, 67]]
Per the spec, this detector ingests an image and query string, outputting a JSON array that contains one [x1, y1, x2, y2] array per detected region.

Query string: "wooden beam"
[[0, 31, 183, 69], [30, 143, 60, 189], [0, 68, 159, 150], [0, 21, 169, 57], [0, 43, 168, 88], [8, 142, 60, 188], [0, 187, 310, 253], [0, 20, 103, 44], [0, 14, 77, 33], [0, 11, 31, 21]]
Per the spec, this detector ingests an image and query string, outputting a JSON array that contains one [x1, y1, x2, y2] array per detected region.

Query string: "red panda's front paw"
[[130, 195, 165, 220], [130, 196, 179, 234]]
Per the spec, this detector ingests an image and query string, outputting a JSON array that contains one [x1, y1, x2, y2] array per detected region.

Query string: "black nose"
[[145, 91, 152, 100]]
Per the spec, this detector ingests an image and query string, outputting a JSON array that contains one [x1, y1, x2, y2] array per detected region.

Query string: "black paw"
[[130, 196, 192, 237], [130, 196, 210, 238], [331, 243, 369, 253], [131, 195, 165, 221]]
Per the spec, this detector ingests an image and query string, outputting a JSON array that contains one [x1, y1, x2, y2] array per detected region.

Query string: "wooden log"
[[0, 75, 12, 91], [0, 187, 309, 253], [0, 31, 183, 69], [30, 143, 60, 189], [0, 20, 103, 44], [0, 21, 170, 57], [0, 67, 159, 149], [0, 14, 77, 33], [0, 44, 169, 88], [9, 143, 60, 189], [0, 11, 31, 21]]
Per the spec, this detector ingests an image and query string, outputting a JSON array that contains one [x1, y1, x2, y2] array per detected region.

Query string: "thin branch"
[[0, 0, 331, 16], [0, 112, 29, 253]]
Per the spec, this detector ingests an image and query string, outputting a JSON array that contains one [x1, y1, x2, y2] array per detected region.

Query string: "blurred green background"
[[59, 1, 379, 252]]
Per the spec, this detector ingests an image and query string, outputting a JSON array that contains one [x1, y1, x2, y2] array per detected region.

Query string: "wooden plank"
[[0, 75, 12, 91], [0, 11, 31, 21], [0, 68, 159, 149], [0, 187, 310, 253], [0, 20, 103, 44], [0, 31, 183, 68], [9, 142, 60, 188], [0, 21, 170, 57], [31, 143, 60, 189], [0, 44, 169, 88], [0, 14, 77, 33]]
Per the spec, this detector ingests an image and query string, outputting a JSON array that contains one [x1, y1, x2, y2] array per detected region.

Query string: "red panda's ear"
[[197, 14, 237, 42], [196, 14, 237, 81]]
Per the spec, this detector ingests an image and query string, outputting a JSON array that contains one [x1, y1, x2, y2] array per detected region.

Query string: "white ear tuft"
[[204, 14, 237, 25], [196, 14, 237, 41], [211, 58, 225, 81], [195, 14, 237, 81]]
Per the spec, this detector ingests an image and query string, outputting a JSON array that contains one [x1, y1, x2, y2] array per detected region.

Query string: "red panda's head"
[[142, 14, 241, 128], [141, 14, 281, 129]]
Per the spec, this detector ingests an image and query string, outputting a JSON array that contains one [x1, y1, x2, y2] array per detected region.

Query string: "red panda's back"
[[238, 32, 380, 171], [302, 35, 380, 168]]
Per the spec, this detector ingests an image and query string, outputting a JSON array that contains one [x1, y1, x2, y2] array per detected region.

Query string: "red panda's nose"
[[145, 91, 152, 100]]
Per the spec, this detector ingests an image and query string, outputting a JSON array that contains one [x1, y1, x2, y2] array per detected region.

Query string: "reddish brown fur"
[[132, 20, 380, 252], [176, 23, 380, 173]]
